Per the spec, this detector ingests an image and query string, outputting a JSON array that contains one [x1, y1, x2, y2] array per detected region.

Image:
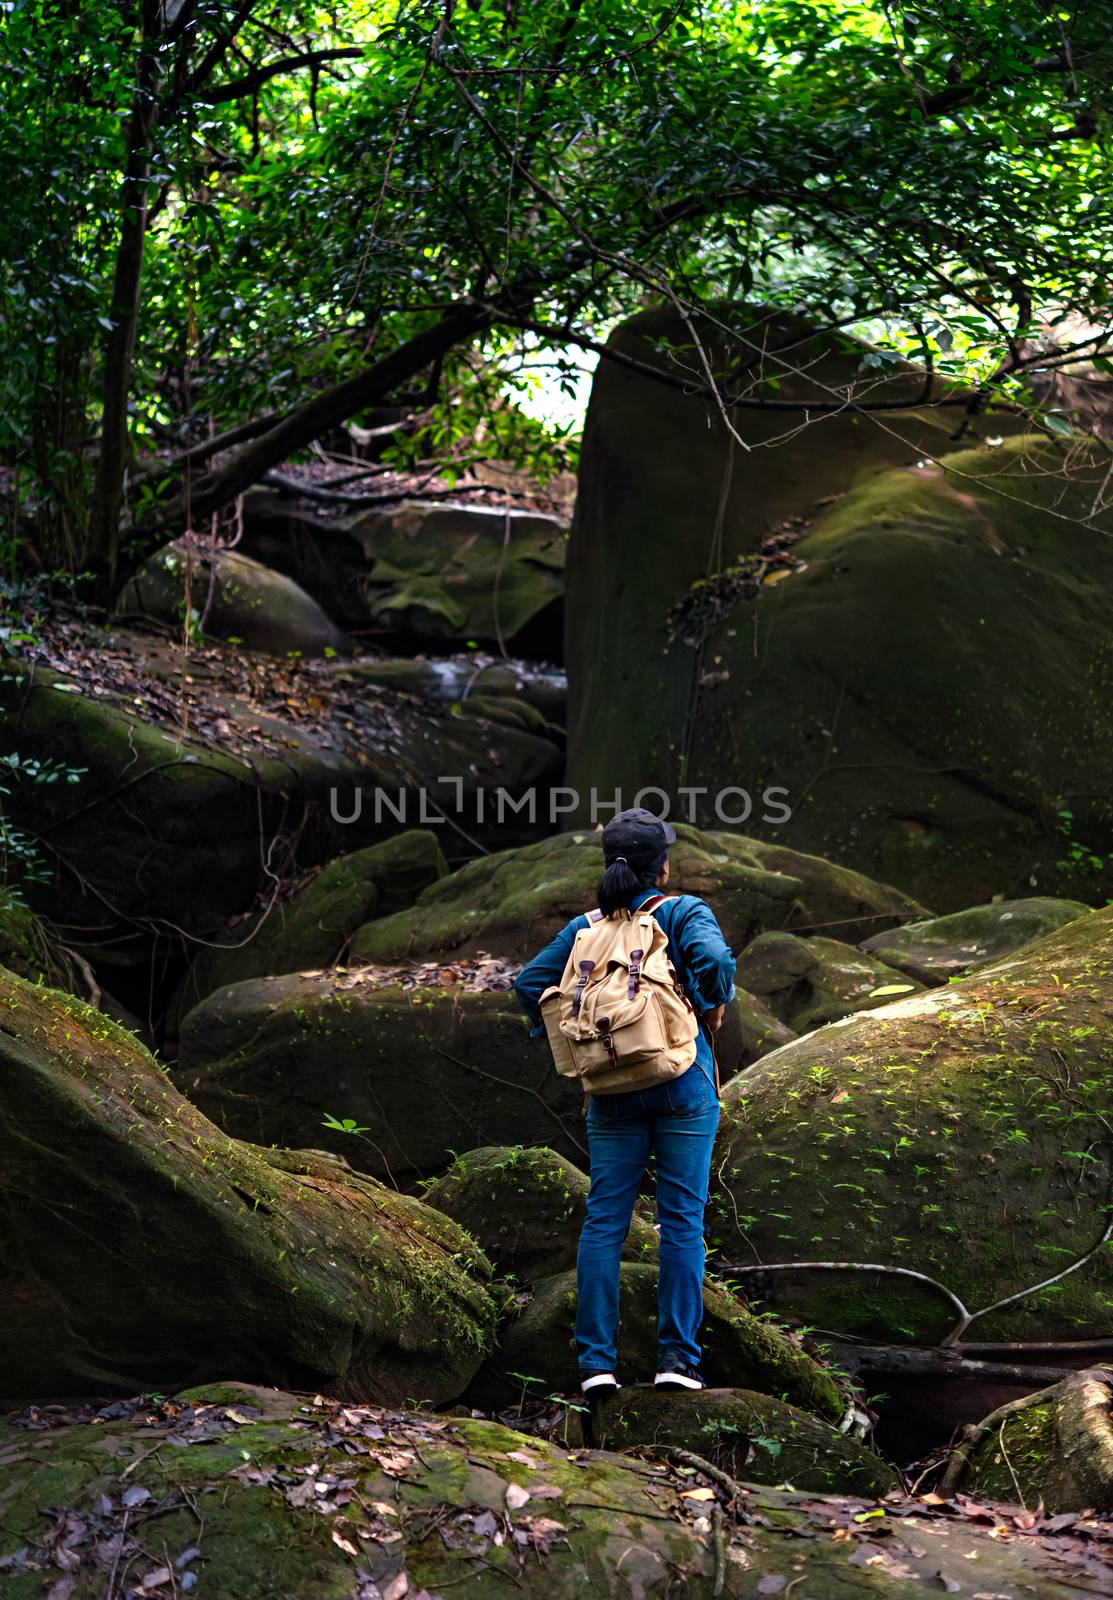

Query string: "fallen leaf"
[[141, 1568, 173, 1590], [681, 1487, 717, 1503], [121, 1485, 150, 1508], [505, 1481, 531, 1510]]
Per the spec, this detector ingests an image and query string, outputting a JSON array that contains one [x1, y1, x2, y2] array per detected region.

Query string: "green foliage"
[[4, 0, 1113, 565], [0, 576, 85, 895]]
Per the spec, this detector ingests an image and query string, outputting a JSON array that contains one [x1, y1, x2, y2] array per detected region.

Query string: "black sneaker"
[[654, 1354, 704, 1391], [580, 1371, 620, 1396]]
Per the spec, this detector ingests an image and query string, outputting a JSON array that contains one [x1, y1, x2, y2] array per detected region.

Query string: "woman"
[[514, 807, 735, 1394]]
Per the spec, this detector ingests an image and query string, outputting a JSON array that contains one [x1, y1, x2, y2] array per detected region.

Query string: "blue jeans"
[[576, 1065, 720, 1374]]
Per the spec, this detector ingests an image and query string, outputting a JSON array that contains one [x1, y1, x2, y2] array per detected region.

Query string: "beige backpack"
[[538, 894, 699, 1095]]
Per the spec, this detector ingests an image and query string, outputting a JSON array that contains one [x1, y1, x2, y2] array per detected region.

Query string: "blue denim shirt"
[[513, 889, 736, 1089]]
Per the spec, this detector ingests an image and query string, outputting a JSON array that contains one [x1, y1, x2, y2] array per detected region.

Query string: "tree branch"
[[196, 46, 363, 105], [147, 303, 490, 530]]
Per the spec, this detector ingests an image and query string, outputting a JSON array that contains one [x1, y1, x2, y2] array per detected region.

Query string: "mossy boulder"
[[242, 491, 566, 654], [861, 896, 1090, 986], [168, 831, 446, 1030], [590, 1387, 899, 1496], [350, 824, 924, 966], [467, 1262, 845, 1421], [356, 500, 567, 649], [734, 931, 922, 1032], [568, 329, 1113, 910], [946, 1369, 1113, 1513], [0, 646, 559, 953], [712, 906, 1113, 1344], [423, 1145, 658, 1282], [176, 975, 584, 1178], [118, 539, 346, 656], [3, 1383, 1093, 1600], [0, 967, 495, 1401]]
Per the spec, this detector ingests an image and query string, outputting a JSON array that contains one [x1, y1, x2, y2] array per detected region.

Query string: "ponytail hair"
[[596, 850, 667, 917]]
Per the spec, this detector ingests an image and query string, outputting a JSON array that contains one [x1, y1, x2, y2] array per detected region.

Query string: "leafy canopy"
[[3, 0, 1112, 562]]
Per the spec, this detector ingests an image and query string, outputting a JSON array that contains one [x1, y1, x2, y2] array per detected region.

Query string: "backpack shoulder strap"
[[637, 893, 676, 915], [585, 907, 605, 923]]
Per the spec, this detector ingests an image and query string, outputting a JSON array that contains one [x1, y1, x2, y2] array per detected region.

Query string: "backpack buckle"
[[627, 948, 643, 999], [572, 959, 595, 1018]]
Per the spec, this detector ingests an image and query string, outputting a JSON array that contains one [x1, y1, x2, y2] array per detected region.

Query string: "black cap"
[[602, 807, 677, 871]]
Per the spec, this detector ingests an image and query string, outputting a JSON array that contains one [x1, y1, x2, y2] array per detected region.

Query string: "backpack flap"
[[541, 909, 698, 1094]]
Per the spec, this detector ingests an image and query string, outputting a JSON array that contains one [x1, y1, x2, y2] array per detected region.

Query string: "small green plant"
[[322, 1113, 371, 1135], [1056, 809, 1111, 880]]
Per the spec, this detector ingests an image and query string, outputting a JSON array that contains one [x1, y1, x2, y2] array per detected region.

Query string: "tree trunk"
[[87, 6, 164, 598], [148, 303, 490, 533]]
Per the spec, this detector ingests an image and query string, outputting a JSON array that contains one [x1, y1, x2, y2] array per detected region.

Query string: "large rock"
[[176, 975, 584, 1178], [715, 987, 798, 1078], [733, 932, 921, 1032], [861, 897, 1090, 986], [946, 1369, 1113, 1513], [242, 492, 566, 656], [168, 831, 446, 1030], [0, 635, 559, 957], [4, 1383, 1098, 1600], [590, 1387, 899, 1496], [567, 313, 1113, 909], [118, 539, 345, 656], [712, 906, 1113, 1344], [466, 1262, 846, 1422], [0, 968, 495, 1401], [423, 1145, 658, 1282], [350, 824, 925, 966]]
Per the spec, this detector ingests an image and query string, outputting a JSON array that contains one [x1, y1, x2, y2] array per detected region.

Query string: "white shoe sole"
[[581, 1374, 620, 1394], [654, 1372, 704, 1390]]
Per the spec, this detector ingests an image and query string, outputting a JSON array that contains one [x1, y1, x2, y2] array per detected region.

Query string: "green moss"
[[715, 906, 1113, 1341], [568, 366, 1113, 911], [424, 1144, 658, 1282], [175, 977, 584, 1179], [169, 830, 447, 1029], [591, 1387, 898, 1495], [0, 966, 496, 1400], [351, 823, 923, 966], [0, 1384, 1091, 1599]]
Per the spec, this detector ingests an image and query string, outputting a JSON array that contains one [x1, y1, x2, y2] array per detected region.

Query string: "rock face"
[[567, 313, 1113, 908], [947, 1369, 1113, 1513], [423, 1145, 658, 1282], [733, 931, 921, 1032], [467, 1262, 845, 1422], [590, 1387, 899, 1497], [176, 975, 584, 1178], [118, 540, 345, 656], [0, 969, 495, 1401], [351, 825, 925, 966], [716, 987, 797, 1078], [713, 906, 1113, 1344], [242, 492, 567, 656], [4, 1384, 1099, 1600], [169, 831, 446, 1030], [861, 897, 1090, 985]]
